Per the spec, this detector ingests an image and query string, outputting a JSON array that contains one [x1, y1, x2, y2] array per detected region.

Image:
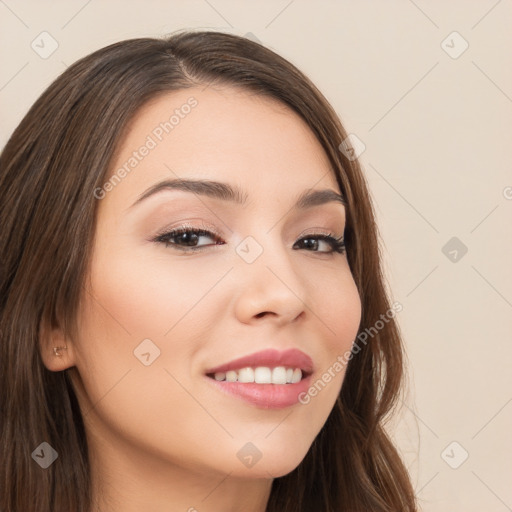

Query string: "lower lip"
[[205, 374, 312, 409]]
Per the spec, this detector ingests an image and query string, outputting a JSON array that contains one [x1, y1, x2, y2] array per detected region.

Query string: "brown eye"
[[293, 234, 346, 254], [154, 228, 225, 251]]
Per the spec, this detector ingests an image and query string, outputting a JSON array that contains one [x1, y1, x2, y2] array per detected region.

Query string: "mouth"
[[206, 366, 312, 384], [204, 347, 314, 382], [204, 348, 314, 409]]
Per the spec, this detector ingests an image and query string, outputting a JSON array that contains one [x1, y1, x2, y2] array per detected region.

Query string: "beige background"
[[1, 1, 511, 510]]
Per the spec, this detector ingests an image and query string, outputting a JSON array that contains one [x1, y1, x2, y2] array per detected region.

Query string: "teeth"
[[238, 367, 254, 383], [212, 366, 303, 384], [291, 368, 302, 384], [254, 367, 271, 383], [226, 370, 237, 382], [272, 366, 287, 384]]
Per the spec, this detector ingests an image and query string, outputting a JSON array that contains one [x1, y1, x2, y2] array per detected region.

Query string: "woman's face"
[[71, 85, 361, 480]]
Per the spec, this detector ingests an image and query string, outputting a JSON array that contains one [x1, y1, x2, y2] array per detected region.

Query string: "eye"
[[293, 233, 346, 254], [153, 226, 224, 252], [153, 226, 346, 255]]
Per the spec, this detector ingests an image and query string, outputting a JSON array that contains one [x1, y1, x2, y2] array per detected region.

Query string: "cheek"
[[307, 269, 361, 398], [74, 254, 223, 467], [314, 267, 362, 351], [75, 245, 230, 403], [87, 244, 229, 339]]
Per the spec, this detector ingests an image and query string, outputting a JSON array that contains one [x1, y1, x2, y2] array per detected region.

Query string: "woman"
[[0, 30, 417, 511]]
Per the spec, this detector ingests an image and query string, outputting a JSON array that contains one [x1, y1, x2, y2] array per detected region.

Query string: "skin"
[[41, 85, 362, 512]]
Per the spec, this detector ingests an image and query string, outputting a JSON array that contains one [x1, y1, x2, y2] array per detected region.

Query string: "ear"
[[38, 315, 77, 372]]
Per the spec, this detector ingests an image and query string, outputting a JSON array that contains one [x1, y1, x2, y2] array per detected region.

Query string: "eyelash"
[[152, 225, 346, 255]]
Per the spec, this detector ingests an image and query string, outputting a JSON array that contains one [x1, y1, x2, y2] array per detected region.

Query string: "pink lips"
[[205, 348, 314, 375], [204, 348, 314, 409]]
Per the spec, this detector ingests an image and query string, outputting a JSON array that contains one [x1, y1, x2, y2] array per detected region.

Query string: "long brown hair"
[[0, 30, 417, 511]]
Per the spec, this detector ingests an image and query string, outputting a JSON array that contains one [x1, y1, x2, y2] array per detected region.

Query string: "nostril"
[[255, 311, 274, 319]]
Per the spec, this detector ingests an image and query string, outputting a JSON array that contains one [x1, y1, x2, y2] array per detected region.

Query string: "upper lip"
[[205, 348, 314, 375]]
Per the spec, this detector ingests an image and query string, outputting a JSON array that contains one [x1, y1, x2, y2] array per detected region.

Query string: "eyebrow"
[[129, 178, 346, 211]]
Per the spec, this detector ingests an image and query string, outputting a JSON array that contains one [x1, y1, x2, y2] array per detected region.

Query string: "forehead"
[[105, 85, 339, 210]]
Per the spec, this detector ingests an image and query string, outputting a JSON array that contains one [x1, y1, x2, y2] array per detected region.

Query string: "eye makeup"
[[151, 223, 346, 255]]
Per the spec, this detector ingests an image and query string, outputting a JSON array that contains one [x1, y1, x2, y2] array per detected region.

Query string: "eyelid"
[[151, 219, 223, 240], [297, 226, 344, 238]]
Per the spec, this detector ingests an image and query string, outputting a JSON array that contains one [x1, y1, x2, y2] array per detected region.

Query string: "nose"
[[232, 242, 307, 327]]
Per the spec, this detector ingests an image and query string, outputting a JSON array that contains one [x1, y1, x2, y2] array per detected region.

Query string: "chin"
[[225, 441, 311, 479]]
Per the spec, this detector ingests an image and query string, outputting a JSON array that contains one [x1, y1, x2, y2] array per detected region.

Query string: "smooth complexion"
[[42, 85, 362, 512]]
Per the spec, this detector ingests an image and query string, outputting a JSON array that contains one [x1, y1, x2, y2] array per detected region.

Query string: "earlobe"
[[52, 345, 68, 357], [38, 318, 76, 372]]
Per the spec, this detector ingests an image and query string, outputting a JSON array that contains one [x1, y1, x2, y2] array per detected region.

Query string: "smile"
[[207, 366, 305, 384], [204, 348, 314, 409]]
